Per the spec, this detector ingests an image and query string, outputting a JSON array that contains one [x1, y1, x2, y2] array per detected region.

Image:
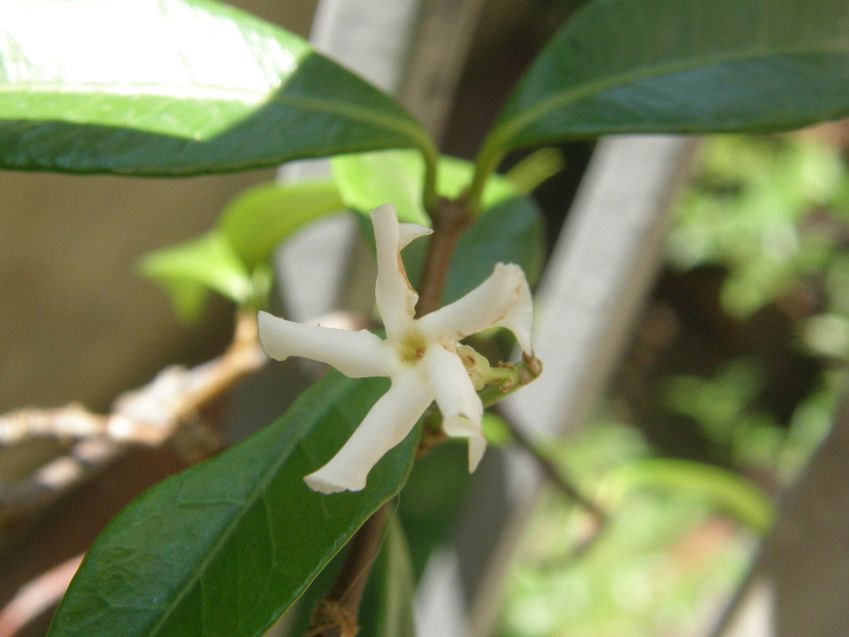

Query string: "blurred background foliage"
[[497, 130, 849, 636]]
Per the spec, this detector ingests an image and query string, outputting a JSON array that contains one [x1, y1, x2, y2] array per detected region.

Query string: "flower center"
[[398, 329, 427, 364]]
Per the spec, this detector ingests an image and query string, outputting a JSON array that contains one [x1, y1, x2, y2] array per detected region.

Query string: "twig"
[[0, 554, 83, 637], [503, 417, 608, 525], [306, 503, 391, 637], [0, 311, 264, 530], [416, 197, 472, 316]]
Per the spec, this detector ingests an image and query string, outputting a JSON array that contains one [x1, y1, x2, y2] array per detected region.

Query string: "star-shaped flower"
[[258, 204, 534, 494]]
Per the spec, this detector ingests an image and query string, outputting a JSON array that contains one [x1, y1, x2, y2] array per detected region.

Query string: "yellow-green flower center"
[[398, 329, 427, 364]]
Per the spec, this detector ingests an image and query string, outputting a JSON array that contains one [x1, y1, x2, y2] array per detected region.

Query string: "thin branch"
[[306, 503, 392, 637], [503, 416, 608, 526], [416, 197, 472, 316], [0, 311, 264, 530]]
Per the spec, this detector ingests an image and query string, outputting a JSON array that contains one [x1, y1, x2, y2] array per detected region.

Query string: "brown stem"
[[1, 311, 264, 530], [416, 197, 473, 317], [306, 503, 391, 637]]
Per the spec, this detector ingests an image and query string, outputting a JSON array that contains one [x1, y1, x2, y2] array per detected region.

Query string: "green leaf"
[[49, 374, 420, 637], [483, 0, 849, 157], [608, 458, 774, 533], [331, 150, 516, 223], [218, 180, 345, 269], [0, 0, 434, 175], [443, 195, 545, 303], [138, 231, 252, 318], [372, 515, 417, 637]]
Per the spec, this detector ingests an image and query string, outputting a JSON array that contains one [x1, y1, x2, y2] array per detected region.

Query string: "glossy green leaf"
[[218, 180, 345, 269], [483, 0, 849, 158], [0, 0, 434, 175], [49, 374, 420, 637], [373, 515, 417, 637], [331, 150, 516, 223], [138, 232, 252, 319]]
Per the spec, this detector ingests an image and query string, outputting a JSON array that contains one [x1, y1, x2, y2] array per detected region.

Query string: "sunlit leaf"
[[49, 374, 420, 637], [218, 180, 345, 269], [331, 150, 516, 223], [0, 0, 433, 174], [138, 232, 252, 319]]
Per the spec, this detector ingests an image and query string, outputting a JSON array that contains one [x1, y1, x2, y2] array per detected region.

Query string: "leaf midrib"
[[496, 41, 849, 147], [0, 83, 431, 154]]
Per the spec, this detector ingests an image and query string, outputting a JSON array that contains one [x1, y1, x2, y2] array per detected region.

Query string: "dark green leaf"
[[218, 180, 345, 269], [138, 232, 252, 318], [487, 0, 849, 155], [0, 0, 433, 175], [443, 196, 545, 303], [49, 374, 419, 637]]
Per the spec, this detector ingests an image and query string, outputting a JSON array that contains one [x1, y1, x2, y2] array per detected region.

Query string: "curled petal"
[[418, 263, 534, 354], [399, 222, 433, 249], [371, 205, 425, 340], [258, 311, 390, 378], [423, 345, 486, 471], [305, 370, 432, 493]]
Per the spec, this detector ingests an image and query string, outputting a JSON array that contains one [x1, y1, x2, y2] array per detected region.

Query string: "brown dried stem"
[[0, 311, 264, 530]]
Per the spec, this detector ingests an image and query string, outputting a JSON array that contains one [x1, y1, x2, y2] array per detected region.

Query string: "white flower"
[[258, 204, 534, 494]]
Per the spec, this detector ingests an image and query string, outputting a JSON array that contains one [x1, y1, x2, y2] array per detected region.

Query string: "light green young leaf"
[[473, 0, 849, 200], [0, 0, 434, 175], [49, 374, 420, 637], [138, 232, 252, 319], [218, 180, 345, 269], [331, 150, 516, 222]]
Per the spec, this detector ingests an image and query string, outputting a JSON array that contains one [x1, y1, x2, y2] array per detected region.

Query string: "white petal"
[[304, 370, 432, 493], [398, 222, 433, 249], [418, 263, 534, 355], [422, 345, 486, 471], [258, 311, 390, 378], [371, 205, 419, 340]]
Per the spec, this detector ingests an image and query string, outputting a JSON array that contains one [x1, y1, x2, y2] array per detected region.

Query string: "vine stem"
[[306, 504, 391, 637], [465, 137, 505, 215], [305, 196, 471, 637]]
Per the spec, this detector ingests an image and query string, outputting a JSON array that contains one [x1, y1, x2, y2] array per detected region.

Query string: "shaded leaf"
[[373, 515, 417, 637], [49, 374, 420, 637], [218, 180, 345, 269], [443, 196, 545, 304], [486, 0, 849, 155], [0, 0, 433, 174]]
